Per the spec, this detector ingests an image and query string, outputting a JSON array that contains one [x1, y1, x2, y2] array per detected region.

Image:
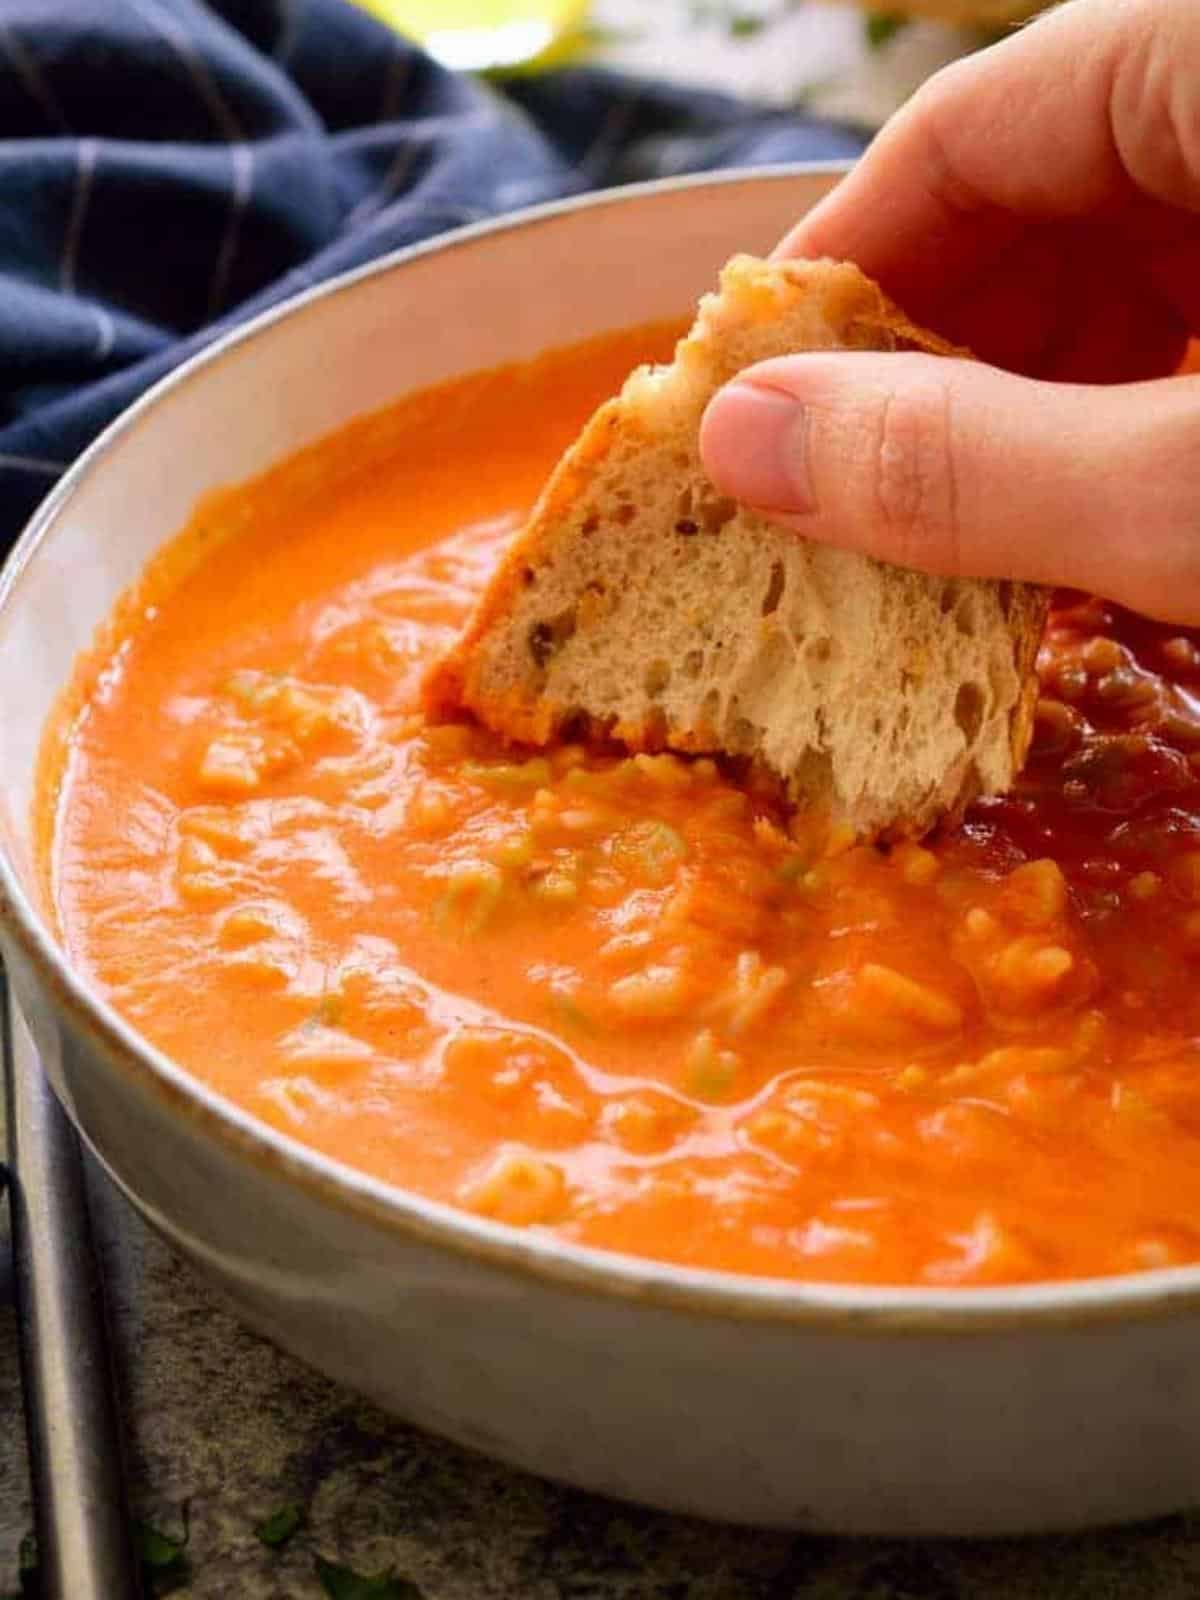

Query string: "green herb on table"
[[315, 1557, 423, 1599], [136, 1514, 190, 1596], [6, 1518, 191, 1598], [6, 1531, 38, 1597], [255, 1504, 306, 1549]]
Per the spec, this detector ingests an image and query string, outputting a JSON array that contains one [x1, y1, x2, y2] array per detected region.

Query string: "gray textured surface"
[[3, 1160, 1200, 1599]]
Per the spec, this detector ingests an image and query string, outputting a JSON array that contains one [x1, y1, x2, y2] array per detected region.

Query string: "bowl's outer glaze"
[[3, 168, 1200, 1535]]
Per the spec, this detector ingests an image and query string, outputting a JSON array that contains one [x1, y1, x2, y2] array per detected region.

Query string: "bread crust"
[[426, 257, 1049, 843]]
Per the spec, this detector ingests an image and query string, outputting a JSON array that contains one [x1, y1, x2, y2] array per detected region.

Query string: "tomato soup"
[[44, 327, 1200, 1288]]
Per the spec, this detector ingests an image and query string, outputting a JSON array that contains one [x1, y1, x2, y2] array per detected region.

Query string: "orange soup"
[[45, 326, 1200, 1288]]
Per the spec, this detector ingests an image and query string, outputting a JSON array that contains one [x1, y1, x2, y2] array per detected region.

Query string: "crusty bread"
[[426, 256, 1048, 843]]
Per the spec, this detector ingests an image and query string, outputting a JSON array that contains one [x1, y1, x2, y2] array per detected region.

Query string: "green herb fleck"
[[8, 1520, 194, 1600], [223, 668, 259, 706], [461, 758, 552, 790], [552, 992, 595, 1034], [684, 1030, 740, 1101], [563, 766, 603, 792], [137, 1524, 183, 1567], [315, 1557, 422, 1599], [530, 864, 579, 903], [728, 13, 765, 36], [491, 830, 535, 868], [650, 821, 687, 856], [14, 1532, 37, 1596], [135, 1515, 190, 1597], [255, 1504, 305, 1549], [311, 994, 345, 1028], [432, 860, 506, 937], [223, 668, 284, 712], [614, 819, 688, 885], [865, 12, 908, 48]]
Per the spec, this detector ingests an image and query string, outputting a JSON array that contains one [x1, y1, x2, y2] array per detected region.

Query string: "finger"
[[1034, 266, 1189, 385], [700, 354, 1200, 625], [1143, 236, 1200, 333], [925, 228, 1078, 374], [774, 0, 1200, 315], [909, 227, 1187, 382]]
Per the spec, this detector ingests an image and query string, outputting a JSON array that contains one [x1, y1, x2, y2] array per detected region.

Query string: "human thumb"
[[699, 354, 1200, 625]]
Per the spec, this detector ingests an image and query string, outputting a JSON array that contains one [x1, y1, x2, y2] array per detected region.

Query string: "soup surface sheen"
[[49, 327, 1200, 1288]]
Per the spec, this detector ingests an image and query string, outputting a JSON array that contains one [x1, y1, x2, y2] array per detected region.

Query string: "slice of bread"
[[426, 256, 1048, 844]]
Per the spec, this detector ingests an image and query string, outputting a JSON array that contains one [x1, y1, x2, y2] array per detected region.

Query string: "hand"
[[700, 0, 1200, 623]]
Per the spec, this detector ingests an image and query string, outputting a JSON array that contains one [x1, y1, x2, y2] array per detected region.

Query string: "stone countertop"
[[4, 9, 1200, 1596], [3, 1158, 1200, 1599]]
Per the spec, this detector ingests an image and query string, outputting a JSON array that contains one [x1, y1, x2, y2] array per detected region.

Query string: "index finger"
[[774, 0, 1179, 317]]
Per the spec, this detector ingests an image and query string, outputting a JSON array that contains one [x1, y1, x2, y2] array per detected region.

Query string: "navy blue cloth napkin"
[[0, 0, 865, 550]]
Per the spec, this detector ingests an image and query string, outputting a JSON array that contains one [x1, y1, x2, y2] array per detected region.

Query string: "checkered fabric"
[[0, 0, 865, 548]]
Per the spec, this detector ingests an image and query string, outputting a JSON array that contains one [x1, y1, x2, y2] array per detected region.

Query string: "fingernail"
[[701, 381, 813, 513]]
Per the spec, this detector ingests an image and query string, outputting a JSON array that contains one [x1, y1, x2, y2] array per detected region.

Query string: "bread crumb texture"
[[427, 256, 1048, 843]]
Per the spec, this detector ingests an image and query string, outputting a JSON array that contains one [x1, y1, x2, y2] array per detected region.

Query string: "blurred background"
[[353, 0, 1022, 127], [0, 0, 1041, 602]]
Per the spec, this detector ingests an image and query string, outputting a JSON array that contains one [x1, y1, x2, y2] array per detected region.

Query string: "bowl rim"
[[4, 161, 1200, 1334]]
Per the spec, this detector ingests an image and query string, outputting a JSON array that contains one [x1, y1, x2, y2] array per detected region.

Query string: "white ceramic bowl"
[[3, 167, 1200, 1538]]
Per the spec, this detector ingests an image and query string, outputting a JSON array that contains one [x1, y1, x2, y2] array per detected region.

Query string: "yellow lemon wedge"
[[351, 0, 591, 72]]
